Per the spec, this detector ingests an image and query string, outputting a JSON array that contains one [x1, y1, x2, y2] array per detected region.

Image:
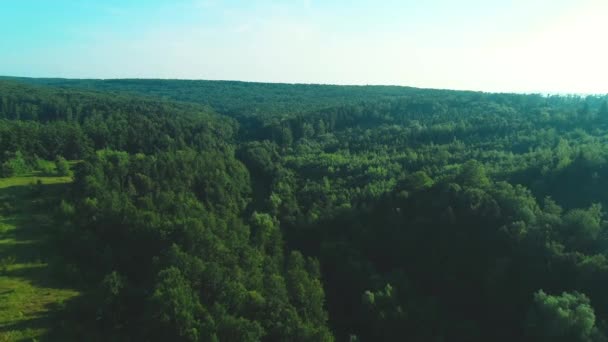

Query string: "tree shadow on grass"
[[0, 182, 71, 265], [0, 181, 84, 341], [0, 297, 89, 342], [0, 314, 49, 341]]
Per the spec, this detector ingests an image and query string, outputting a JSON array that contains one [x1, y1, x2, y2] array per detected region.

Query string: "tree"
[[281, 125, 294, 147], [301, 122, 315, 139], [401, 171, 434, 191], [526, 290, 606, 342], [96, 271, 126, 328], [315, 119, 327, 135], [459, 160, 491, 188], [561, 204, 603, 252], [285, 251, 333, 340], [360, 283, 407, 339], [599, 100, 608, 118], [250, 212, 282, 260], [150, 267, 207, 342]]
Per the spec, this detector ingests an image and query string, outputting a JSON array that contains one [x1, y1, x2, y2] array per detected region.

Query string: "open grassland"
[[0, 173, 79, 342]]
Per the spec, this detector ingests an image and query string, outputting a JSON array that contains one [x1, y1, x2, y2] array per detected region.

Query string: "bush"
[[0, 255, 17, 274], [55, 156, 71, 177], [35, 158, 55, 176], [1, 151, 29, 177]]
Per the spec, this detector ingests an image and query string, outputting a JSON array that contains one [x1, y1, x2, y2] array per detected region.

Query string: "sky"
[[1, 0, 607, 93]]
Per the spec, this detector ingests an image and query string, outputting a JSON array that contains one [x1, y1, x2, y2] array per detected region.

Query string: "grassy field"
[[0, 173, 79, 341]]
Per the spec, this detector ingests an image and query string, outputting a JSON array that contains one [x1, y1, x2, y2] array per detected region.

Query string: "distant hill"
[[0, 76, 469, 116]]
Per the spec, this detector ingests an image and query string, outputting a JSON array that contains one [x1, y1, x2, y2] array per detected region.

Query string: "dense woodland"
[[2, 77, 608, 341]]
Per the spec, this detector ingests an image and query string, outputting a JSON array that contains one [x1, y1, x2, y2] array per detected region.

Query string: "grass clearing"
[[0, 175, 72, 189], [0, 173, 79, 341]]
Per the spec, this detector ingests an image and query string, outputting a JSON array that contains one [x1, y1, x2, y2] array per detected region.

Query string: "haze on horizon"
[[2, 0, 607, 94]]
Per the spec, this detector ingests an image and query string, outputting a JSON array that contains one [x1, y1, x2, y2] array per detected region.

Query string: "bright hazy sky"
[[2, 0, 607, 93]]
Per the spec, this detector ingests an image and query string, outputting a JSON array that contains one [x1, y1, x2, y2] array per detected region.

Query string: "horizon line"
[[1, 74, 606, 97]]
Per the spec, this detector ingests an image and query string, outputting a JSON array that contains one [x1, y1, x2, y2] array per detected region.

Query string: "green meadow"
[[0, 173, 78, 341]]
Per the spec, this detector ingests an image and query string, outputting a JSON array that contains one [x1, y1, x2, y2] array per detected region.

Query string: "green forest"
[[2, 77, 608, 341]]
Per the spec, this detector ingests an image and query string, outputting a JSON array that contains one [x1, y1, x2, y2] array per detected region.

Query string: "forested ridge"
[[2, 78, 608, 341]]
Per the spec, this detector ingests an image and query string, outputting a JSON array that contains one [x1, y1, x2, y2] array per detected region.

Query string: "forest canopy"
[[2, 77, 608, 341]]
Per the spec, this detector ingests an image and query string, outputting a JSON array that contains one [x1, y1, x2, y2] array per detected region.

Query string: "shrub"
[[0, 255, 16, 274], [55, 156, 71, 177], [35, 158, 55, 176], [1, 151, 29, 177]]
